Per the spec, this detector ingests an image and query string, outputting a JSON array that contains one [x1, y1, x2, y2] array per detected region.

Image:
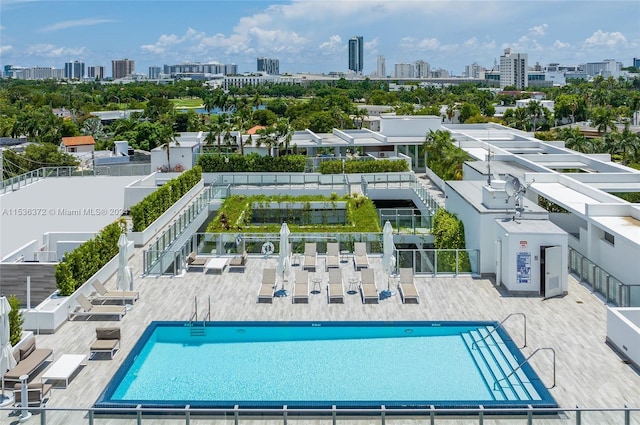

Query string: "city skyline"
[[1, 0, 639, 76]]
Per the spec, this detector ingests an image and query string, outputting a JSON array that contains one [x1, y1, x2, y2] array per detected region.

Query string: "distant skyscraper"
[[394, 63, 413, 78], [257, 57, 280, 75], [64, 60, 85, 79], [499, 48, 528, 89], [464, 63, 482, 79], [376, 55, 386, 78], [634, 58, 640, 68], [87, 66, 105, 80], [148, 66, 162, 79], [111, 58, 135, 79], [414, 60, 430, 78], [348, 36, 364, 74]]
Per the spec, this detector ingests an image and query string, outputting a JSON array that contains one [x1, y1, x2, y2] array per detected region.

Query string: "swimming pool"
[[95, 321, 557, 411]]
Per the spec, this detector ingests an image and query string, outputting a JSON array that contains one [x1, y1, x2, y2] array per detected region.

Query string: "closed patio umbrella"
[[380, 220, 396, 299], [275, 223, 291, 297], [0, 296, 17, 405], [117, 233, 134, 304]]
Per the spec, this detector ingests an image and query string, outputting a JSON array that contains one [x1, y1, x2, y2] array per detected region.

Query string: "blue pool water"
[[96, 321, 557, 410]]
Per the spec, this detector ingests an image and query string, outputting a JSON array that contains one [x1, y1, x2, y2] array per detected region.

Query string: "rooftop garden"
[[206, 193, 381, 234]]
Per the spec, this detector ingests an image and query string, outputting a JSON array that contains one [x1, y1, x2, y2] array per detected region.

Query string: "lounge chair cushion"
[[96, 327, 120, 340], [19, 338, 36, 361], [5, 338, 53, 382]]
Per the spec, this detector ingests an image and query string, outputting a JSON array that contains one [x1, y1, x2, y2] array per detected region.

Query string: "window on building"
[[604, 231, 615, 245]]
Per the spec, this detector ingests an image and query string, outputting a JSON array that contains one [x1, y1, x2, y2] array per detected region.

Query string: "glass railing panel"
[[630, 286, 640, 307], [435, 249, 458, 274], [417, 249, 436, 275], [607, 276, 621, 305], [595, 268, 607, 294]]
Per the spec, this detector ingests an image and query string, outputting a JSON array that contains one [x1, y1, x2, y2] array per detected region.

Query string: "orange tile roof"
[[61, 136, 96, 146], [246, 125, 266, 135]]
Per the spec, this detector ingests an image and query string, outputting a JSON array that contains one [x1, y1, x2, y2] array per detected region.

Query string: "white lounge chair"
[[398, 268, 420, 304], [303, 243, 317, 271], [359, 268, 379, 304], [92, 281, 139, 304], [353, 242, 370, 270], [72, 294, 126, 320], [326, 242, 340, 270], [292, 270, 309, 304], [257, 268, 276, 303], [327, 269, 344, 304]]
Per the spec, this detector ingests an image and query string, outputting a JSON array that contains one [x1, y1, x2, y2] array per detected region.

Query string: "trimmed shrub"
[[318, 158, 409, 174], [197, 153, 306, 173]]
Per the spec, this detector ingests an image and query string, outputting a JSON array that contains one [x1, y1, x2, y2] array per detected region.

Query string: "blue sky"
[[1, 0, 639, 76]]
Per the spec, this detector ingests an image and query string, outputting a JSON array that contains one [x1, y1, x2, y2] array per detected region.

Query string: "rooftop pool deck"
[[3, 250, 640, 424]]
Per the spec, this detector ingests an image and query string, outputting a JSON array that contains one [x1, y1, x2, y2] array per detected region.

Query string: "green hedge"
[[197, 153, 306, 173], [432, 209, 471, 273], [318, 158, 409, 174], [130, 166, 202, 232], [55, 220, 126, 296], [206, 193, 381, 234]]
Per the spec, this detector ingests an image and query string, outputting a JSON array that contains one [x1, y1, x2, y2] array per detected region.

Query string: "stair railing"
[[472, 312, 527, 350], [494, 347, 556, 390]]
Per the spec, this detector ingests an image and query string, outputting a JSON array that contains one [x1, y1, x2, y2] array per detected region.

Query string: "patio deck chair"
[[292, 270, 309, 304], [326, 242, 340, 271], [89, 327, 121, 359], [92, 281, 139, 304], [353, 242, 370, 270], [257, 268, 276, 303], [71, 294, 126, 320], [398, 268, 420, 304], [13, 382, 52, 407], [187, 252, 207, 271], [303, 243, 317, 271], [359, 268, 379, 304], [327, 269, 344, 304], [228, 251, 248, 271]]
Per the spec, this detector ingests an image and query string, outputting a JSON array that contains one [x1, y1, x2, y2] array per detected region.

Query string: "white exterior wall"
[[607, 307, 640, 368], [379, 116, 441, 136], [587, 222, 640, 287], [496, 226, 568, 294], [151, 146, 195, 171]]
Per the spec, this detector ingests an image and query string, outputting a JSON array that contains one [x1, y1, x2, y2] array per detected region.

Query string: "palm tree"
[[590, 106, 617, 149], [446, 103, 456, 123], [526, 100, 544, 132], [608, 123, 640, 164], [275, 118, 294, 155], [158, 124, 179, 171]]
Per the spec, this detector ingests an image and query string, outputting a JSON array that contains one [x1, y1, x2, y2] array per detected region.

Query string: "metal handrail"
[[494, 347, 556, 390], [189, 296, 198, 323], [472, 312, 527, 349]]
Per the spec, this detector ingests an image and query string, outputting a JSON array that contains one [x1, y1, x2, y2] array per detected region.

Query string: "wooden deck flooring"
[[2, 248, 639, 424]]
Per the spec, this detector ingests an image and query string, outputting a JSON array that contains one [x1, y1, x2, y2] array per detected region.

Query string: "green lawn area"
[[170, 98, 204, 108]]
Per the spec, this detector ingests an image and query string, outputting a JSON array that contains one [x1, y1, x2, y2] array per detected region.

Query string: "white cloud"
[[0, 45, 13, 54], [141, 28, 205, 55], [528, 24, 548, 38], [25, 44, 85, 58], [553, 40, 571, 49], [318, 35, 342, 54], [584, 30, 628, 47], [40, 18, 115, 32]]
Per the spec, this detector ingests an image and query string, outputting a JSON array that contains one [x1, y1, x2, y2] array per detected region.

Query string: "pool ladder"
[[189, 296, 211, 336]]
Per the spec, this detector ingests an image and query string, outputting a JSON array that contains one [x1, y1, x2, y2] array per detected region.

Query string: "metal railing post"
[[527, 404, 533, 425], [576, 405, 581, 425], [625, 405, 630, 425], [185, 404, 190, 425], [479, 405, 484, 425], [283, 404, 287, 425], [137, 404, 142, 425], [381, 405, 385, 425], [88, 410, 94, 425], [430, 405, 435, 425], [332, 405, 337, 425], [234, 405, 239, 425]]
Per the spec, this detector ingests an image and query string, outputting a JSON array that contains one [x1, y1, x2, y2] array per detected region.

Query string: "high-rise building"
[[64, 60, 85, 79], [257, 57, 280, 75], [87, 66, 105, 80], [634, 58, 640, 68], [414, 60, 430, 78], [394, 63, 413, 78], [584, 59, 622, 78], [376, 55, 386, 78], [499, 48, 528, 89], [111, 58, 135, 79], [348, 36, 363, 74], [148, 66, 162, 79], [464, 63, 482, 79]]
